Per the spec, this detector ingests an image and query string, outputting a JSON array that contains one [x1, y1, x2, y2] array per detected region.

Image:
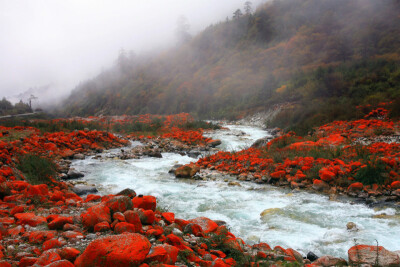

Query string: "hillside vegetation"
[[62, 0, 400, 134]]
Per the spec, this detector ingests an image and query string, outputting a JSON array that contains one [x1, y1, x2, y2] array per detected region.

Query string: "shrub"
[[181, 120, 221, 130], [17, 154, 57, 184], [354, 159, 387, 185]]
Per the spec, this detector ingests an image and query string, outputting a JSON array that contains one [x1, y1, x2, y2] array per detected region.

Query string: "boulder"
[[207, 139, 222, 148], [348, 245, 400, 267], [314, 255, 347, 266], [346, 222, 358, 232], [168, 164, 183, 174], [124, 210, 143, 231], [104, 196, 133, 214], [74, 233, 151, 267], [189, 217, 218, 233], [93, 222, 110, 233], [71, 185, 97, 196], [114, 222, 136, 234], [116, 188, 136, 198], [132, 195, 157, 211], [66, 169, 84, 179], [306, 251, 319, 262], [312, 179, 330, 191], [48, 216, 73, 230], [81, 204, 111, 230], [251, 136, 273, 148], [174, 164, 200, 178], [73, 154, 85, 160], [14, 213, 46, 227]]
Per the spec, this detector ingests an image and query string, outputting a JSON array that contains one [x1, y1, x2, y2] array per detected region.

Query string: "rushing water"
[[72, 125, 400, 259]]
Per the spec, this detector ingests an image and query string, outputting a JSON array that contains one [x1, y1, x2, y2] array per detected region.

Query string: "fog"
[[0, 0, 264, 106]]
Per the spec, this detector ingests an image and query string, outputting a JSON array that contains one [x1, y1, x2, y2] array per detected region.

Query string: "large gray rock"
[[348, 245, 400, 267], [251, 136, 273, 148], [73, 153, 85, 160], [66, 169, 84, 179], [71, 185, 98, 196], [207, 139, 222, 148]]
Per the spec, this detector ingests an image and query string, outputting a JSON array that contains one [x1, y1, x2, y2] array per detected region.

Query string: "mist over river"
[[71, 125, 400, 259]]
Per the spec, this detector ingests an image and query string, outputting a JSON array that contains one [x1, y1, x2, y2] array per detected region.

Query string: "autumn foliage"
[[197, 108, 400, 194]]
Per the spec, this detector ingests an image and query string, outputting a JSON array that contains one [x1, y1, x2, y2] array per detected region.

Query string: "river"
[[71, 124, 400, 259]]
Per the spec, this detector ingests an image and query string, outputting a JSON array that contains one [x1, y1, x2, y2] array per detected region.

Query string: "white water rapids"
[[72, 125, 400, 259]]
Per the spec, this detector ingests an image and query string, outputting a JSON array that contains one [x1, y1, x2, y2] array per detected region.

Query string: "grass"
[[0, 129, 35, 142], [17, 154, 57, 184], [354, 159, 387, 185]]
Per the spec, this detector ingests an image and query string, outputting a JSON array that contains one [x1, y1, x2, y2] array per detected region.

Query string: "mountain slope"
[[62, 0, 400, 132]]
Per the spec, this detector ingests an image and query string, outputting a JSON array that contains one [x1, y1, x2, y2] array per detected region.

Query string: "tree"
[[244, 1, 253, 15], [0, 97, 13, 114], [233, 9, 243, 20], [28, 94, 38, 109], [175, 16, 192, 44], [117, 49, 131, 73]]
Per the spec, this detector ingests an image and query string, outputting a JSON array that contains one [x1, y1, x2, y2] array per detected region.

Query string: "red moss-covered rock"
[[162, 244, 179, 265], [81, 204, 111, 230], [184, 223, 204, 237], [19, 257, 38, 267], [74, 233, 151, 267], [48, 216, 73, 230], [165, 234, 190, 251], [112, 212, 125, 222], [189, 217, 218, 233], [7, 225, 25, 236], [144, 245, 168, 264], [174, 218, 190, 230], [44, 259, 75, 267], [93, 222, 111, 233], [84, 194, 101, 203], [62, 231, 84, 240], [162, 212, 175, 224], [124, 210, 143, 231], [35, 249, 62, 266], [58, 247, 81, 262], [104, 196, 133, 214], [43, 238, 64, 251], [28, 231, 57, 244], [114, 222, 136, 234], [14, 212, 46, 227], [138, 209, 155, 225], [314, 255, 347, 266], [132, 195, 157, 211], [348, 245, 400, 266], [10, 206, 24, 216], [348, 182, 364, 192]]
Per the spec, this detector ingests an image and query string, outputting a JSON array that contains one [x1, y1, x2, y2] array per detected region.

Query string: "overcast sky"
[[0, 0, 265, 103]]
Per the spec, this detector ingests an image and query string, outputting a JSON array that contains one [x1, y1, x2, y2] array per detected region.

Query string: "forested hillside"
[[62, 0, 400, 133]]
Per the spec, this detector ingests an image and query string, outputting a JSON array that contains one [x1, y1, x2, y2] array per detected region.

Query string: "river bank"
[[0, 114, 399, 266]]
